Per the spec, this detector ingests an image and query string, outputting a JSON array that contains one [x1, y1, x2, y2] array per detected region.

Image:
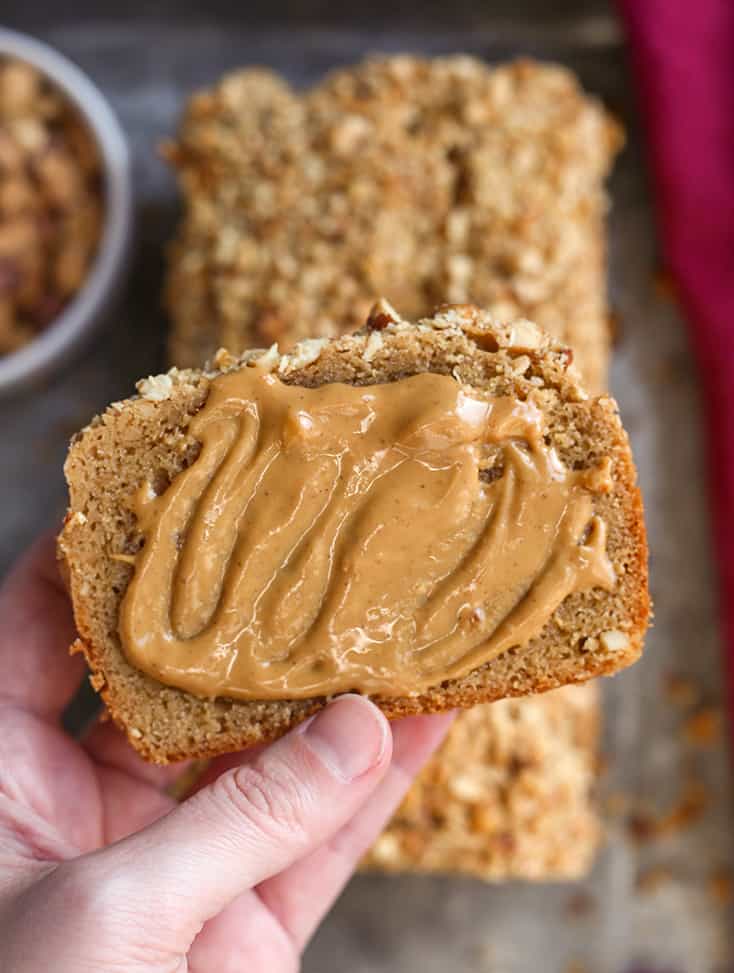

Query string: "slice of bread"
[[364, 683, 601, 881], [59, 305, 648, 763], [164, 56, 621, 392]]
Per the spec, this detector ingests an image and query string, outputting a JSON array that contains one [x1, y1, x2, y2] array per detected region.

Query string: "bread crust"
[[59, 306, 649, 763]]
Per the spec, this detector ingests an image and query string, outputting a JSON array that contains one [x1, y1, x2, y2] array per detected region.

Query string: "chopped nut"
[[278, 337, 328, 372], [128, 727, 143, 740], [212, 347, 238, 370], [469, 803, 499, 834], [370, 832, 401, 865], [363, 330, 383, 361], [331, 113, 372, 155], [447, 253, 473, 282], [502, 318, 544, 351], [431, 304, 478, 329], [510, 354, 532, 375], [89, 672, 105, 692], [0, 60, 39, 115], [600, 630, 629, 653], [366, 298, 401, 331], [137, 373, 174, 402], [448, 773, 485, 802], [254, 343, 280, 372]]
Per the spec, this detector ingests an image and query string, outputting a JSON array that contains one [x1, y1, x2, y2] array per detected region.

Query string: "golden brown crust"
[[59, 306, 648, 763]]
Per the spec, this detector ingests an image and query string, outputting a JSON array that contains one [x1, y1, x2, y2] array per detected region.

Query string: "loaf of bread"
[[164, 56, 621, 392], [364, 683, 600, 880], [59, 305, 648, 764]]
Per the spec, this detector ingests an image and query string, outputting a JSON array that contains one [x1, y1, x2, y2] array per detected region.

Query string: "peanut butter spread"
[[118, 367, 615, 700]]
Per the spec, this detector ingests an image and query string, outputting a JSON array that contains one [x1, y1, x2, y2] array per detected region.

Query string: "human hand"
[[0, 535, 452, 972]]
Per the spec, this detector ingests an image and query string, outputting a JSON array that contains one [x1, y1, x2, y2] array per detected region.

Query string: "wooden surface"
[[1, 3, 733, 971]]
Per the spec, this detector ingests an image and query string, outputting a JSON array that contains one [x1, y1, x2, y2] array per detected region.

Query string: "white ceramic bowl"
[[0, 28, 133, 395]]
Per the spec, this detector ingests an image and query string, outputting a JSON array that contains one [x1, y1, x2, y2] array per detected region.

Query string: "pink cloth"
[[618, 0, 734, 712]]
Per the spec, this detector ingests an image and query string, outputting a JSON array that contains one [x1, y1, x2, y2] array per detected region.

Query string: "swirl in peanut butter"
[[118, 368, 615, 700]]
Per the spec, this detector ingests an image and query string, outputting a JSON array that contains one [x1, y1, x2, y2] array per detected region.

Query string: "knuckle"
[[217, 759, 311, 844]]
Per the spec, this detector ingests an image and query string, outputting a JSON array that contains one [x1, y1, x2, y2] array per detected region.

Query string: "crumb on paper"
[[565, 890, 597, 918], [664, 673, 702, 709], [626, 779, 709, 844], [635, 864, 675, 894], [708, 867, 734, 905], [682, 707, 722, 748]]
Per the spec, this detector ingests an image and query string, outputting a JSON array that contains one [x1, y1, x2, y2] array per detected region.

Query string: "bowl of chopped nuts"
[[0, 28, 132, 394]]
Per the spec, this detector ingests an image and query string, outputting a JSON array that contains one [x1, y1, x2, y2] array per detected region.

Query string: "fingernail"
[[301, 694, 389, 781]]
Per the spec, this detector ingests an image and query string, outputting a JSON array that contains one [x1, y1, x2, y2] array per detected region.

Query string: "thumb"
[[56, 695, 391, 951]]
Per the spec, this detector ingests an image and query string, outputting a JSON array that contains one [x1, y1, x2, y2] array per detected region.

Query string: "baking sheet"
[[1, 4, 732, 970]]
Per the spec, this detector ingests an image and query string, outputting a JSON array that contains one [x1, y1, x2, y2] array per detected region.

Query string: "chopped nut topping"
[[501, 318, 544, 352], [165, 57, 620, 394], [370, 832, 401, 865], [599, 629, 629, 653], [254, 343, 280, 372], [363, 330, 384, 361], [277, 337, 328, 373], [212, 347, 238, 370], [137, 373, 174, 402], [366, 298, 401, 331]]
